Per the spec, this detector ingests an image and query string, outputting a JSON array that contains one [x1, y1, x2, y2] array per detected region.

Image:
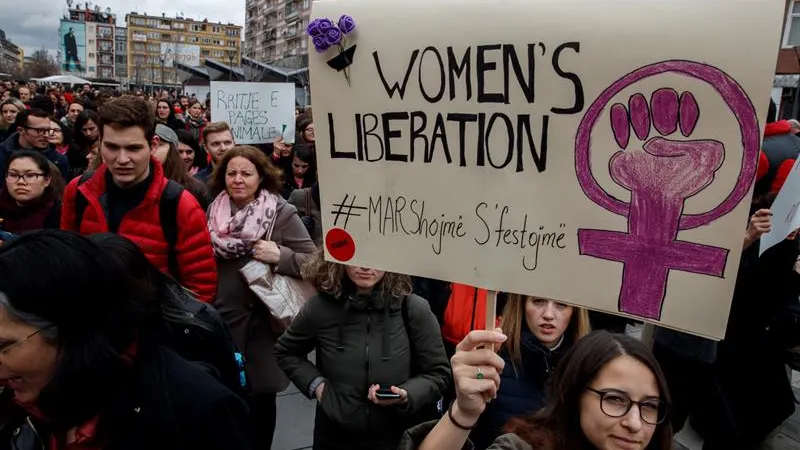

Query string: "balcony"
[[285, 3, 299, 21]]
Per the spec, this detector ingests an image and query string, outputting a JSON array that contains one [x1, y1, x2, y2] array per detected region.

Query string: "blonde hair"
[[301, 248, 412, 299], [500, 294, 591, 373]]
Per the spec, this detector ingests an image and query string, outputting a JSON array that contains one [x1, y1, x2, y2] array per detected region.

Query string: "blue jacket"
[[470, 329, 572, 450], [0, 133, 71, 180]]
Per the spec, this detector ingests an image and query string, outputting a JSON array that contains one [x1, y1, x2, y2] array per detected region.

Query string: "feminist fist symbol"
[[575, 60, 760, 320]]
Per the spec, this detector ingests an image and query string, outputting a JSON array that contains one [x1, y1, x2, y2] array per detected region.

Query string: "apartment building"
[[115, 27, 128, 81], [775, 0, 800, 117], [125, 12, 242, 88], [244, 0, 311, 69], [0, 29, 23, 75]]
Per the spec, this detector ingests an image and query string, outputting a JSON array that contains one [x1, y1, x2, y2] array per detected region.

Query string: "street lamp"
[[160, 54, 166, 94], [227, 49, 237, 81], [160, 48, 171, 94]]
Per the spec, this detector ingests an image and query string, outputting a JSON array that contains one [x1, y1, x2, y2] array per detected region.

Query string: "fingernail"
[[495, 333, 507, 341]]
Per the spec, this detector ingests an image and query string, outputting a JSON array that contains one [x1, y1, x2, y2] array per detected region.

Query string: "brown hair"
[[202, 121, 233, 144], [160, 140, 207, 197], [500, 294, 591, 374], [301, 248, 412, 299], [97, 95, 156, 142], [46, 162, 65, 199], [208, 145, 283, 197], [505, 331, 673, 450]]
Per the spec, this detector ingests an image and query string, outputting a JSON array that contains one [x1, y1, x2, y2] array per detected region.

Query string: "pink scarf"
[[207, 189, 278, 259]]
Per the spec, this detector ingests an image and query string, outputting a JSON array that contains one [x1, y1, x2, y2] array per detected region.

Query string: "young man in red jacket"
[[61, 95, 217, 303]]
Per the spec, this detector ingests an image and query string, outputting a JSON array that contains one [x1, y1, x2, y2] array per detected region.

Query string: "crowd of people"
[[0, 77, 796, 450]]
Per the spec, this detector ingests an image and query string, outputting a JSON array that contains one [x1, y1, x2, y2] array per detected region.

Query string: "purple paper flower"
[[324, 27, 342, 46], [338, 15, 356, 35], [317, 18, 335, 33], [307, 19, 323, 37], [312, 35, 330, 52]]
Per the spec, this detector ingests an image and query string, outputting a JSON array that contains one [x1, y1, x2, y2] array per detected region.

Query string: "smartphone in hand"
[[375, 388, 401, 400]]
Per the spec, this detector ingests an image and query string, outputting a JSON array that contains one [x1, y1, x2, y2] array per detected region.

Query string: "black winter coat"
[[0, 346, 254, 450], [470, 331, 570, 450], [713, 239, 800, 448], [275, 289, 451, 450]]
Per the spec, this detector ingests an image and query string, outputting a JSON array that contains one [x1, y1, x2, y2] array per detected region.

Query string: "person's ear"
[[150, 135, 161, 155], [42, 176, 51, 189]]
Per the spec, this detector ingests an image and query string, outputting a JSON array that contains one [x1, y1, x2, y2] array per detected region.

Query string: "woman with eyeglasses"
[[48, 119, 71, 156], [0, 150, 62, 240], [0, 230, 255, 449], [296, 115, 315, 144], [400, 330, 673, 450]]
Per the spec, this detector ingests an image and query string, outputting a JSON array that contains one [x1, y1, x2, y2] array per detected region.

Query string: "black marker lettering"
[[447, 46, 472, 101], [373, 50, 420, 99], [476, 44, 504, 103], [551, 42, 584, 114], [419, 46, 446, 103], [382, 112, 409, 162]]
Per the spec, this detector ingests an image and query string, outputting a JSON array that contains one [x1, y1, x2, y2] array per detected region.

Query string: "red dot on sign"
[[325, 228, 356, 262]]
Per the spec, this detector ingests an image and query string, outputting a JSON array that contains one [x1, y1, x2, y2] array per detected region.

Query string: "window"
[[88, 52, 95, 58], [785, 1, 800, 47], [303, 0, 309, 8]]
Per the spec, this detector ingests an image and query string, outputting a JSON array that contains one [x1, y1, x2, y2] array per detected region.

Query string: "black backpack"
[[161, 284, 249, 397], [74, 172, 184, 277]]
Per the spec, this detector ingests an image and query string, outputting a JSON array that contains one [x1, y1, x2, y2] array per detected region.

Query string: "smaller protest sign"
[[210, 81, 296, 145], [760, 157, 800, 255]]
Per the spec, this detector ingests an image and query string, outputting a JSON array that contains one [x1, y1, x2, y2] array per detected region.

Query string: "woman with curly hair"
[[276, 250, 451, 450]]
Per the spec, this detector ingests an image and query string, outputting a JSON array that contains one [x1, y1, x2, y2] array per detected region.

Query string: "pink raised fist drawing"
[[575, 60, 761, 320]]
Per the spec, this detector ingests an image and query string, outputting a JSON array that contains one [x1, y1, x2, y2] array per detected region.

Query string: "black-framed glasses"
[[586, 387, 667, 425], [24, 127, 53, 136], [0, 326, 54, 357], [5, 172, 45, 183]]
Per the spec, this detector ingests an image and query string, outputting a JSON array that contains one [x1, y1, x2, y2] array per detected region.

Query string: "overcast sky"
[[1, 0, 245, 57]]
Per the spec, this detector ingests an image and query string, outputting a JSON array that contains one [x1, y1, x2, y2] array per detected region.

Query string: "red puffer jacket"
[[60, 161, 218, 303]]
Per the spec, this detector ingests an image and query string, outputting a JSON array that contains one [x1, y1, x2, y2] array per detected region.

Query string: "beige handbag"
[[239, 259, 316, 326], [238, 211, 316, 326]]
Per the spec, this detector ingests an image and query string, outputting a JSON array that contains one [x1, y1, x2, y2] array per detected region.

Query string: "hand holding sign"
[[760, 158, 800, 255], [744, 209, 772, 250], [452, 329, 507, 419]]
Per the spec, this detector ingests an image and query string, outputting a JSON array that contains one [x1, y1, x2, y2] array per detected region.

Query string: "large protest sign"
[[308, 0, 785, 339], [210, 81, 296, 144]]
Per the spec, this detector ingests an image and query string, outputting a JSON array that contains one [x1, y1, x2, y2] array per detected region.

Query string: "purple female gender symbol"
[[574, 60, 760, 320]]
